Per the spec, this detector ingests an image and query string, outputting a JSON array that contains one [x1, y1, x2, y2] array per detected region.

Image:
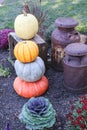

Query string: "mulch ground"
[[0, 49, 81, 130]]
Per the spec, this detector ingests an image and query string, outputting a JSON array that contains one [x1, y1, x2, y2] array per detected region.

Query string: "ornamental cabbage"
[[19, 97, 56, 130]]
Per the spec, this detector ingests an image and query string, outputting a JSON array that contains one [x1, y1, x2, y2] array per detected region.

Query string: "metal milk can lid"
[[65, 43, 87, 56], [55, 17, 79, 28]]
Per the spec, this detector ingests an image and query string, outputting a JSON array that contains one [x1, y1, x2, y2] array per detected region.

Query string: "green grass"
[[42, 0, 87, 34], [0, 0, 87, 33], [0, 0, 22, 29]]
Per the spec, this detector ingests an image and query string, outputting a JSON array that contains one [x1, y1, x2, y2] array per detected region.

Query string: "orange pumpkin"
[[13, 76, 48, 98], [14, 41, 39, 63]]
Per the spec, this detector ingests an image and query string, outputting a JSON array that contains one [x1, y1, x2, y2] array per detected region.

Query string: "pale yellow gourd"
[[14, 13, 39, 39]]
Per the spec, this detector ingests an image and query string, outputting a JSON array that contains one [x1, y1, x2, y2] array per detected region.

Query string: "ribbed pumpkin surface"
[[14, 13, 38, 40], [14, 57, 45, 82], [14, 41, 39, 63], [13, 76, 48, 98]]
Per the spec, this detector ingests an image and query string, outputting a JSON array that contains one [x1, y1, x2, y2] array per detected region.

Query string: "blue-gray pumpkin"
[[14, 57, 45, 82]]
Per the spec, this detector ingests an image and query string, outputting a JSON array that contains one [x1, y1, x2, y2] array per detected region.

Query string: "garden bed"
[[0, 49, 80, 130], [1, 0, 87, 129]]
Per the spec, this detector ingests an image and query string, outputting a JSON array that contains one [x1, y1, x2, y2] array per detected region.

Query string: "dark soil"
[[0, 49, 81, 130]]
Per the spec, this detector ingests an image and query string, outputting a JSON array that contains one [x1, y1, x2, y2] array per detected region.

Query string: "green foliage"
[[19, 97, 56, 130], [0, 64, 10, 77]]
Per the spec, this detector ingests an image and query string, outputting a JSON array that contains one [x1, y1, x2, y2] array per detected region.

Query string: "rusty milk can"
[[51, 17, 80, 71], [63, 43, 87, 93]]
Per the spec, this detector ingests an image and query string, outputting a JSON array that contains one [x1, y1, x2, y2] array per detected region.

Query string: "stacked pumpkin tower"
[[13, 11, 48, 98]]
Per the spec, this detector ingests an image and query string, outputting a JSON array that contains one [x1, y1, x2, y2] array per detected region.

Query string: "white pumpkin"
[[14, 13, 38, 39], [14, 57, 45, 82]]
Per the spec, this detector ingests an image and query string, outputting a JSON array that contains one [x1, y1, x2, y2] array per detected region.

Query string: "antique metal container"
[[63, 43, 87, 93], [51, 17, 80, 71]]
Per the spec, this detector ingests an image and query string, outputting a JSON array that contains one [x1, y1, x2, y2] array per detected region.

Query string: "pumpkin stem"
[[22, 10, 27, 16]]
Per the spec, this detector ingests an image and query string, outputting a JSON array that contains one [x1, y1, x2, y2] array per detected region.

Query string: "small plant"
[[66, 95, 87, 130], [19, 97, 56, 130], [0, 64, 10, 77]]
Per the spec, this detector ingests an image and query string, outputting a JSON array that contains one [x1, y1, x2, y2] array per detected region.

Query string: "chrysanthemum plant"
[[66, 95, 87, 130]]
